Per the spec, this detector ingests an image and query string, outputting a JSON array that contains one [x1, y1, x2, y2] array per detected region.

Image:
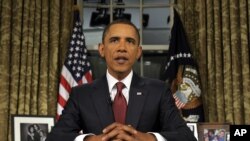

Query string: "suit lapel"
[[126, 74, 147, 128], [91, 76, 114, 128]]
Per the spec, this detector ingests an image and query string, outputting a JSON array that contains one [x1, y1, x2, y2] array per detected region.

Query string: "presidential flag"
[[56, 10, 92, 120], [160, 8, 204, 122]]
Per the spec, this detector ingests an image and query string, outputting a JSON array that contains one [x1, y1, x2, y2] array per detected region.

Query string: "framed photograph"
[[12, 115, 55, 141], [187, 122, 198, 140], [198, 123, 230, 141]]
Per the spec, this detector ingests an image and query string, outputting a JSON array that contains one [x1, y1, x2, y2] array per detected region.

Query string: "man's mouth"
[[115, 57, 128, 64]]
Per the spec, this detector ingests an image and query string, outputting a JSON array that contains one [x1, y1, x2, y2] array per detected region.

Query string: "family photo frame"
[[187, 122, 198, 140], [12, 115, 55, 141], [198, 123, 230, 141]]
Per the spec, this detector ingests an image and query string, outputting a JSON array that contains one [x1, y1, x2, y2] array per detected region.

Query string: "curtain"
[[176, 0, 250, 124], [0, 0, 74, 140]]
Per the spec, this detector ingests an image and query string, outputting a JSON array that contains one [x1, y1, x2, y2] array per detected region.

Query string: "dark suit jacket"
[[46, 73, 197, 141]]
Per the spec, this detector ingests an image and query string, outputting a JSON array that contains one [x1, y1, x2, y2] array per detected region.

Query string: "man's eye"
[[127, 39, 135, 44], [110, 39, 118, 43]]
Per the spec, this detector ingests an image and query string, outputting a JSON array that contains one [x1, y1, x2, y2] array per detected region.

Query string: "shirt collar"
[[106, 70, 133, 93]]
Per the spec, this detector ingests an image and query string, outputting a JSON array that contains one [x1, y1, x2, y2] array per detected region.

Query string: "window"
[[80, 0, 174, 79]]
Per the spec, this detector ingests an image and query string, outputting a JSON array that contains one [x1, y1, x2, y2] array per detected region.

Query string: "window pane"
[[142, 50, 168, 79], [143, 0, 171, 4], [113, 0, 140, 5], [142, 7, 171, 45], [83, 8, 106, 46], [82, 0, 171, 80], [116, 8, 140, 28], [88, 51, 106, 79], [83, 0, 111, 5]]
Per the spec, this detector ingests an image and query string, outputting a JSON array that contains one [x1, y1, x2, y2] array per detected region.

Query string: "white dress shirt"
[[74, 70, 166, 141]]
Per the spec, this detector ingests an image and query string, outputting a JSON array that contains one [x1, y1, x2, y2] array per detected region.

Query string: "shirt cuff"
[[74, 133, 94, 141], [149, 132, 167, 141], [74, 132, 165, 141]]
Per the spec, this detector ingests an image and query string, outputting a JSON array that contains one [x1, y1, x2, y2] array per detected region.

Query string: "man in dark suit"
[[46, 20, 197, 141]]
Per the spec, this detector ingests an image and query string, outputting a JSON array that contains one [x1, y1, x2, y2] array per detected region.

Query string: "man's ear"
[[136, 46, 142, 60], [98, 43, 105, 58]]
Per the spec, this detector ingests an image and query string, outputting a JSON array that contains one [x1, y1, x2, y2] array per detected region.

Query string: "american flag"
[[56, 11, 92, 120]]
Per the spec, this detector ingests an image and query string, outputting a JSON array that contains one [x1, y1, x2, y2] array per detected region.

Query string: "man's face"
[[98, 23, 142, 80]]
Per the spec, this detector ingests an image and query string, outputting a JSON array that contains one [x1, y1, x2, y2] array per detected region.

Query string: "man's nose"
[[118, 39, 126, 51]]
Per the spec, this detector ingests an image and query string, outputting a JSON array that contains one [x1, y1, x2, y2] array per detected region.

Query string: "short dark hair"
[[102, 19, 140, 45], [28, 125, 34, 132], [33, 124, 40, 130]]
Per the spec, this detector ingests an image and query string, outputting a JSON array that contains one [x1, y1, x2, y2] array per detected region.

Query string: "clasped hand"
[[85, 122, 156, 141]]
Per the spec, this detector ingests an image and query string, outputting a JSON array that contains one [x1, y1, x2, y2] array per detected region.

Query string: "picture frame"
[[187, 122, 198, 140], [12, 115, 55, 141], [198, 123, 230, 141]]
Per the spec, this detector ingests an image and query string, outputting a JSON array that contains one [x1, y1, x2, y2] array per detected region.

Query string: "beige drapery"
[[0, 0, 73, 140], [176, 0, 250, 124]]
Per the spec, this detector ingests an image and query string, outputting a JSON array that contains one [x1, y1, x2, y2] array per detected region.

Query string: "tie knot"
[[116, 82, 125, 92]]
